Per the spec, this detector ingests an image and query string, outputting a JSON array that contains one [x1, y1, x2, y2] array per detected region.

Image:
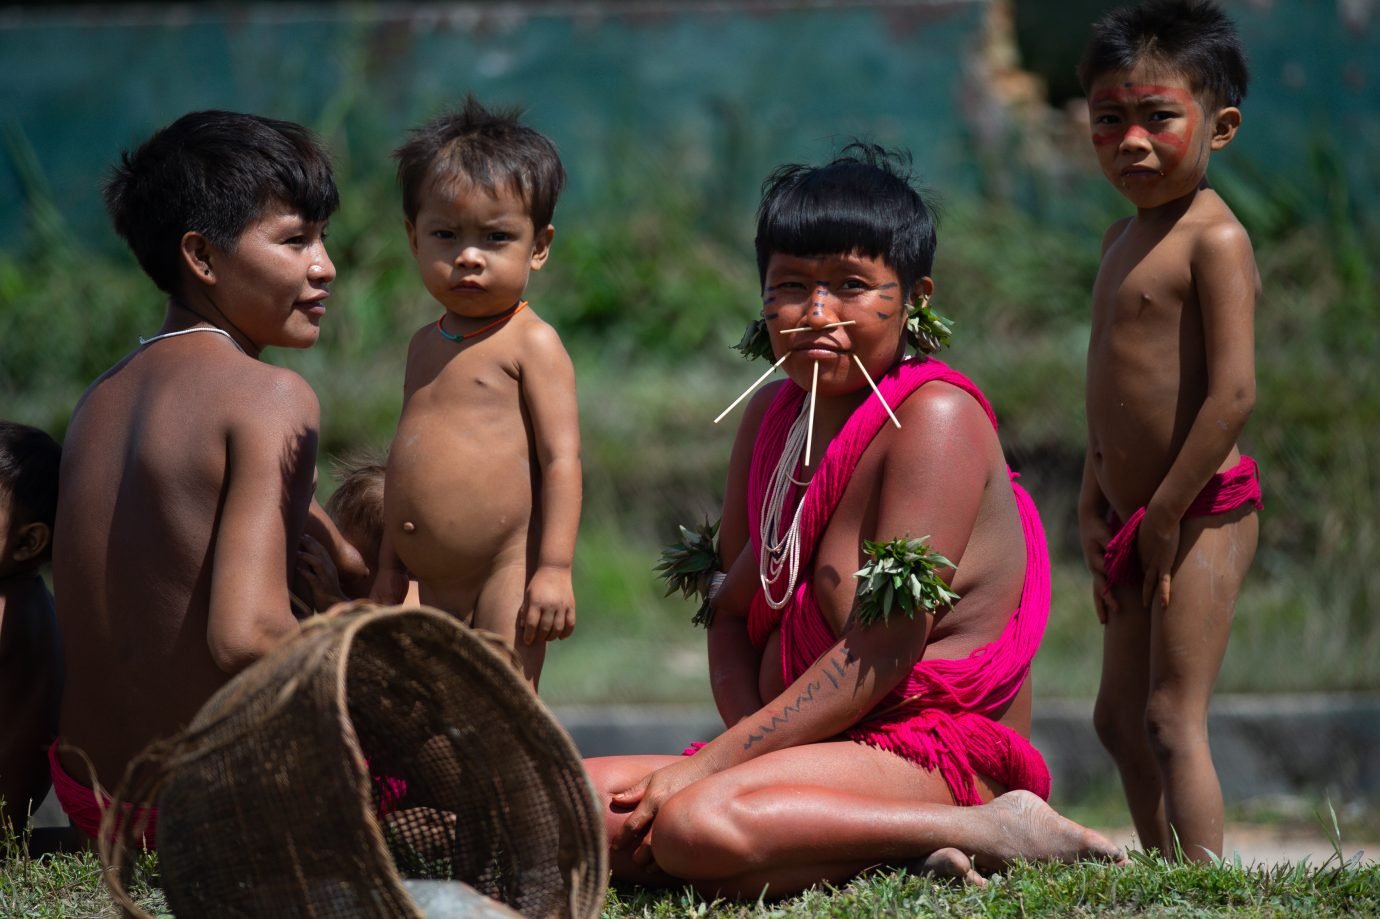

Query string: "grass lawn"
[[5, 844, 1377, 918]]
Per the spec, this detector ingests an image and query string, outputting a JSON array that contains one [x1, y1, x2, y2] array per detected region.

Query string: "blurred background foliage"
[[1, 1, 1376, 701]]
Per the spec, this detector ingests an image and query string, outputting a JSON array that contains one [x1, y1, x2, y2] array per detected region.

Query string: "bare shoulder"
[[1101, 216, 1134, 253], [1190, 207, 1255, 263], [514, 309, 571, 363], [224, 358, 320, 428], [890, 381, 999, 464]]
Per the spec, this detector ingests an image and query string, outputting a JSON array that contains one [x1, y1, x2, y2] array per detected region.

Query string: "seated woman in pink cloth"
[[584, 146, 1125, 897]]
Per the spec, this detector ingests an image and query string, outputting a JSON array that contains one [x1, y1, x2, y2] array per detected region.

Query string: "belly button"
[[402, 521, 416, 533]]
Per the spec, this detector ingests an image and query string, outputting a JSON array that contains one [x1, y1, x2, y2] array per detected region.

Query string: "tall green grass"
[[2, 123, 1376, 701]]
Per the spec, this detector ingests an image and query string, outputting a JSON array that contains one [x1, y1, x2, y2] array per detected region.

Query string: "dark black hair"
[[394, 95, 566, 229], [104, 110, 339, 297], [1077, 0, 1249, 109], [0, 421, 61, 560], [754, 143, 938, 299]]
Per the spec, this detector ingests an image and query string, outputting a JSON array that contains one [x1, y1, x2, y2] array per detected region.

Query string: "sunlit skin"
[[375, 178, 580, 690], [52, 205, 340, 830], [583, 249, 1124, 897], [1081, 60, 1258, 863]]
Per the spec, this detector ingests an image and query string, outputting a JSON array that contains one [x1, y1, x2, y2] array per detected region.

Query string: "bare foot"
[[970, 791, 1128, 873], [916, 847, 985, 886]]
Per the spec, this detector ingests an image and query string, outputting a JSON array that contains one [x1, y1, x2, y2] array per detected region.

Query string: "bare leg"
[[473, 559, 544, 690], [1094, 582, 1168, 853], [1146, 509, 1257, 863], [587, 743, 1123, 899]]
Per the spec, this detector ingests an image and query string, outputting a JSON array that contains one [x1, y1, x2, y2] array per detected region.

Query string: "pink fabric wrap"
[[48, 740, 158, 848], [744, 357, 1051, 806], [1102, 455, 1263, 593]]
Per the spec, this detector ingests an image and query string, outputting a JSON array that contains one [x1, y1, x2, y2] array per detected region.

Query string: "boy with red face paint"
[[372, 97, 581, 689], [1077, 0, 1260, 863]]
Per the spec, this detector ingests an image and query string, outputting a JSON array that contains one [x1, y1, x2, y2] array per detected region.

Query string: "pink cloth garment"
[[48, 740, 158, 848], [744, 357, 1052, 806], [1102, 455, 1263, 593]]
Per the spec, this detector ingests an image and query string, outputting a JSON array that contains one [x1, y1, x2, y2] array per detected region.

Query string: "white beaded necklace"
[[138, 326, 245, 355], [759, 399, 813, 609]]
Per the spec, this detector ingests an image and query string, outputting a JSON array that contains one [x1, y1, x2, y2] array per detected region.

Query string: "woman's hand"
[[610, 755, 714, 867]]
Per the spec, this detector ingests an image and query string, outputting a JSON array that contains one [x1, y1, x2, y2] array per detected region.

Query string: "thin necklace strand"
[[760, 399, 813, 609], [139, 326, 245, 355], [436, 300, 528, 342]]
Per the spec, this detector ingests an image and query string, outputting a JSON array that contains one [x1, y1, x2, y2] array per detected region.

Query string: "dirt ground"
[[1097, 824, 1377, 867]]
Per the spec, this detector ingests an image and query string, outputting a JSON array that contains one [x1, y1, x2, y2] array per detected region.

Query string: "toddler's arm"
[[518, 323, 582, 644], [1137, 222, 1258, 608]]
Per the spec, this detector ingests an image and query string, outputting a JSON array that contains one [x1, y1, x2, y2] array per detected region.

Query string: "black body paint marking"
[[744, 679, 822, 750]]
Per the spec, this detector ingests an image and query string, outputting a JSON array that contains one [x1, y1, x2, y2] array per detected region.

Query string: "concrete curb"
[[552, 693, 1380, 806]]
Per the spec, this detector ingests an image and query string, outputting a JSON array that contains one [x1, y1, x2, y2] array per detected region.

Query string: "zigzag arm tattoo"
[[742, 649, 857, 751]]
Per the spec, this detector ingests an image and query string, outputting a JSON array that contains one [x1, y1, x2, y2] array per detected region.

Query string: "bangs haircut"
[[104, 111, 338, 296], [755, 143, 938, 298], [1077, 0, 1249, 109], [394, 95, 565, 229], [0, 421, 62, 547]]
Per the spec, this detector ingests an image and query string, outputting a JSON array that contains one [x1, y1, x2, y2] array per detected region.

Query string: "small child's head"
[[753, 144, 940, 394], [1078, 1, 1248, 207], [0, 421, 61, 576], [394, 96, 564, 320], [105, 110, 339, 302], [324, 454, 387, 592]]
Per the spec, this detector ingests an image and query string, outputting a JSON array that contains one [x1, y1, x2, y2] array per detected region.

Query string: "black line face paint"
[[875, 311, 892, 320]]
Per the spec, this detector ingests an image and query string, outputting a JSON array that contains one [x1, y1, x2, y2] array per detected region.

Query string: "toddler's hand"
[[1078, 506, 1117, 623], [521, 566, 576, 645]]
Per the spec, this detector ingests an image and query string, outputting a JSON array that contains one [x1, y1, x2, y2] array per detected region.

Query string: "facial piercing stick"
[[780, 320, 857, 334], [714, 353, 790, 424], [804, 361, 820, 467], [852, 354, 902, 430]]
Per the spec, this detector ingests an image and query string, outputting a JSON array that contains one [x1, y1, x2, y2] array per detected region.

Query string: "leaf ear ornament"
[[905, 293, 954, 355]]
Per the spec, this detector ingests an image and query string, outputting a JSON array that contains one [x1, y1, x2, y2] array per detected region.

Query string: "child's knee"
[[1093, 694, 1142, 756], [1143, 692, 1208, 760]]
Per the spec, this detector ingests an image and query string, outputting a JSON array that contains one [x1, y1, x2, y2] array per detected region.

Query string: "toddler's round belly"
[[385, 462, 533, 585]]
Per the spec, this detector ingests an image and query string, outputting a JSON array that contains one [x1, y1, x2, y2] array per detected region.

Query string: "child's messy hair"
[[324, 453, 388, 565], [0, 421, 61, 563], [394, 95, 566, 229], [104, 111, 339, 297], [754, 142, 939, 301], [1077, 0, 1249, 109]]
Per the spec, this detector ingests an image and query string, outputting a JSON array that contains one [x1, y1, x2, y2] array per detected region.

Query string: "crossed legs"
[[586, 741, 1122, 899]]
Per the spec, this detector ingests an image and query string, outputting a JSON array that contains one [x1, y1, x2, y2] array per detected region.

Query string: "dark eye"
[[488, 231, 514, 243], [841, 279, 868, 290], [1150, 110, 1178, 122], [432, 229, 455, 240], [1094, 113, 1121, 126]]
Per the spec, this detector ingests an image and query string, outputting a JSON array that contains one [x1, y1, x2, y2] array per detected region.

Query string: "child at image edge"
[[1078, 0, 1261, 863], [374, 97, 582, 689], [0, 422, 62, 840]]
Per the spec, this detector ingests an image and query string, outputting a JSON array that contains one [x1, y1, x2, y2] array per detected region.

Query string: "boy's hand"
[[1077, 506, 1117, 623], [297, 533, 348, 610], [1137, 505, 1178, 610], [521, 565, 575, 645]]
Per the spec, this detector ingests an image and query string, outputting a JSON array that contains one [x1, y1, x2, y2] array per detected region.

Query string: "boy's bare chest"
[[1092, 231, 1199, 350], [405, 344, 522, 409]]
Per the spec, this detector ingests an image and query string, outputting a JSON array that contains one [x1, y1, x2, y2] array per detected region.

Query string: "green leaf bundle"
[[853, 536, 960, 626], [654, 517, 722, 626]]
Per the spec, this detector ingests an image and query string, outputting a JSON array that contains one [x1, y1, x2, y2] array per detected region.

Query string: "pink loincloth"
[[47, 740, 158, 848], [743, 357, 1052, 807], [1102, 455, 1263, 593]]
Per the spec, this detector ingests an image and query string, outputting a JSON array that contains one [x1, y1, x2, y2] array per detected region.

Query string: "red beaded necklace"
[[435, 301, 528, 342]]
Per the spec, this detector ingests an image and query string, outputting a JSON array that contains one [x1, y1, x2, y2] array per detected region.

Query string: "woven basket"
[[103, 604, 607, 918]]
